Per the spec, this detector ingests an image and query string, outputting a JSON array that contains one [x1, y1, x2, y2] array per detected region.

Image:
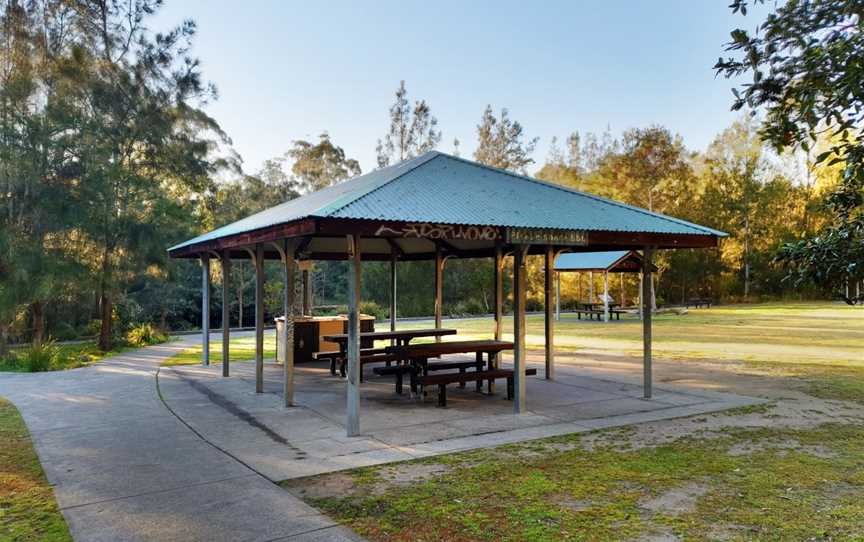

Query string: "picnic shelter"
[[168, 151, 726, 437]]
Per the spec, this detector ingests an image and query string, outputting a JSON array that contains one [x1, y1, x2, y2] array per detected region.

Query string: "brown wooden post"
[[555, 271, 561, 321], [489, 246, 504, 394], [254, 244, 265, 393], [346, 234, 361, 436], [221, 251, 231, 377], [642, 247, 654, 399], [513, 245, 529, 413], [201, 254, 210, 366], [603, 271, 610, 322], [544, 246, 555, 380], [620, 272, 626, 307], [494, 245, 504, 341], [577, 272, 582, 302], [302, 268, 311, 316], [390, 252, 397, 335], [434, 244, 443, 340], [282, 240, 296, 407]]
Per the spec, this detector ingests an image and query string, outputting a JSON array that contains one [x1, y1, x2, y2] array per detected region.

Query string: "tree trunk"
[[98, 246, 114, 351], [743, 215, 751, 299], [0, 323, 9, 359], [31, 301, 45, 348], [99, 291, 112, 351]]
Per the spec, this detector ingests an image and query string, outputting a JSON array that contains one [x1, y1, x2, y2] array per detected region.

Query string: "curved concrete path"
[[0, 336, 363, 542]]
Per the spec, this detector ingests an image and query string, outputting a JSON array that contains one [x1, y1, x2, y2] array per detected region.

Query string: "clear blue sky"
[[155, 1, 768, 175]]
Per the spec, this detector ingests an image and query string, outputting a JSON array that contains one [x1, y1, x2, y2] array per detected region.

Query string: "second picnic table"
[[382, 339, 529, 406], [319, 328, 458, 376]]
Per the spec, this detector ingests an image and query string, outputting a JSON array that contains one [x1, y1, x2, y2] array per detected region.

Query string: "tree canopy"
[[715, 0, 864, 304]]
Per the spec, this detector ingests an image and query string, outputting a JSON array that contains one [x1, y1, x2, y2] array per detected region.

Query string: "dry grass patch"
[[0, 397, 70, 542]]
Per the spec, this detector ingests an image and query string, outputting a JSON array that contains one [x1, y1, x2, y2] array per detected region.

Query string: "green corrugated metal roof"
[[170, 151, 726, 252], [555, 251, 631, 271]]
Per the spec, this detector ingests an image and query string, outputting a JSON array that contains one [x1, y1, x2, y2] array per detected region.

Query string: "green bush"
[[359, 301, 388, 321], [126, 323, 168, 347], [13, 342, 61, 372], [447, 299, 488, 317]]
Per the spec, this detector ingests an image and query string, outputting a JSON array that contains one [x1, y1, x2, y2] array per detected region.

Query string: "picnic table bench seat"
[[420, 368, 538, 407], [313, 347, 390, 375], [374, 359, 482, 394]]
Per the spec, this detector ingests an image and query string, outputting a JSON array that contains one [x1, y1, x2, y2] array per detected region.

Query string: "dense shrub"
[[447, 298, 488, 318], [4, 342, 62, 372], [359, 301, 388, 321], [126, 323, 168, 347]]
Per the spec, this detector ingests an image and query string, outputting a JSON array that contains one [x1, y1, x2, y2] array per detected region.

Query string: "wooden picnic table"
[[386, 339, 516, 401], [321, 328, 458, 347], [386, 339, 513, 360], [320, 328, 458, 377], [579, 301, 619, 311]]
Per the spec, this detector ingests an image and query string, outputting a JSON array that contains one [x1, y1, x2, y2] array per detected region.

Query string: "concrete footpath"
[[0, 335, 363, 542]]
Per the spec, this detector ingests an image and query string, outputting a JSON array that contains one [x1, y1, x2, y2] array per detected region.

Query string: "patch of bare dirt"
[[727, 438, 837, 458], [377, 462, 452, 486], [632, 533, 680, 542], [552, 494, 594, 512], [284, 462, 457, 500], [640, 482, 710, 516], [283, 472, 358, 500]]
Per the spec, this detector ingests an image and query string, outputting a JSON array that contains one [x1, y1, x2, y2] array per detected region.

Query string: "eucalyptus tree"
[[287, 133, 361, 192], [473, 105, 538, 173], [716, 0, 864, 304], [376, 80, 441, 168], [0, 0, 85, 348], [59, 0, 232, 349]]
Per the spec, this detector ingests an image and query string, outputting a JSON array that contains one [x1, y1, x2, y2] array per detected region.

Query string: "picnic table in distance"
[[321, 328, 458, 347]]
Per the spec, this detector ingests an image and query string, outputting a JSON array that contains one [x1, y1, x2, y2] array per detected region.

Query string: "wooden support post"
[[620, 273, 626, 307], [282, 240, 296, 407], [254, 244, 265, 394], [434, 244, 443, 340], [201, 255, 210, 366], [589, 271, 595, 302], [494, 245, 504, 341], [603, 271, 610, 322], [555, 271, 561, 321], [346, 234, 361, 436], [490, 246, 504, 395], [544, 246, 555, 380], [642, 247, 654, 399], [513, 245, 529, 413], [302, 268, 311, 316], [638, 272, 644, 321], [577, 272, 582, 302], [389, 252, 397, 335], [221, 252, 231, 377]]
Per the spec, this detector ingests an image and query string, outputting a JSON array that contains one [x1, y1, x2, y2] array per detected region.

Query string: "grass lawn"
[[297, 424, 864, 541], [0, 341, 130, 373], [405, 302, 864, 404], [284, 302, 864, 541], [163, 333, 277, 366], [405, 302, 864, 367], [0, 397, 70, 542]]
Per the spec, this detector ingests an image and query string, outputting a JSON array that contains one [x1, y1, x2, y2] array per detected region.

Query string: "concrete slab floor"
[[159, 351, 763, 483]]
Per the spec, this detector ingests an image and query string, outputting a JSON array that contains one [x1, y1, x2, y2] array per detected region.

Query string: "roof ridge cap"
[[438, 152, 725, 237], [318, 151, 442, 217]]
